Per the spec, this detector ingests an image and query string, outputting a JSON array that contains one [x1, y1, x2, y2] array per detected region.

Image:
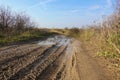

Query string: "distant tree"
[[69, 27, 80, 34], [65, 27, 68, 30]]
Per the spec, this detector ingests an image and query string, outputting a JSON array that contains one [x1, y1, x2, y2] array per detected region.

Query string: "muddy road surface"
[[0, 35, 109, 80]]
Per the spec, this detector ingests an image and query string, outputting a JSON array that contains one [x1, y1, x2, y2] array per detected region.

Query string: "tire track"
[[0, 45, 42, 66], [22, 45, 67, 80], [36, 46, 67, 80], [55, 65, 66, 80], [0, 35, 72, 80], [0, 44, 37, 61], [8, 44, 58, 80], [0, 45, 18, 52], [0, 45, 53, 80]]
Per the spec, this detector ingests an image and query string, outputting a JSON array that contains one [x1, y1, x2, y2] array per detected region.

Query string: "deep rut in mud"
[[0, 35, 109, 80], [0, 36, 76, 80]]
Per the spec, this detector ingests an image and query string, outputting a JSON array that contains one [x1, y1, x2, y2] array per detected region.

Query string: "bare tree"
[[0, 6, 14, 32]]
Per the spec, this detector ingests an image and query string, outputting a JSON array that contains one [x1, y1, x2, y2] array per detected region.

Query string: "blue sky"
[[0, 0, 115, 28]]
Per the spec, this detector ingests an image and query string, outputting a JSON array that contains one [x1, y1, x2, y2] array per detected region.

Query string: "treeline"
[[0, 6, 55, 44], [0, 6, 35, 37]]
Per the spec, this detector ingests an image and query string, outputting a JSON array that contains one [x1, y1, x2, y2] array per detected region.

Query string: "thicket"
[[0, 6, 53, 44]]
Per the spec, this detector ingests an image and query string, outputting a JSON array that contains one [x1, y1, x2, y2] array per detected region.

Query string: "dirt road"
[[0, 35, 109, 80]]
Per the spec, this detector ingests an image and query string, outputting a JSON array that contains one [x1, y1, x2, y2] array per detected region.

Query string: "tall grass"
[[68, 0, 120, 60]]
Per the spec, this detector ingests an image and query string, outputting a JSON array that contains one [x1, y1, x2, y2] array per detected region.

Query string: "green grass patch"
[[97, 51, 120, 58], [0, 30, 56, 45]]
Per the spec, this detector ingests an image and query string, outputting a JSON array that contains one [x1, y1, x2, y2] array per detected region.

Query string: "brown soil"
[[0, 36, 117, 80]]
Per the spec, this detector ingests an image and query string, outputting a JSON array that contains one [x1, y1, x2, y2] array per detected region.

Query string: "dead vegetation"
[[66, 0, 120, 79], [67, 0, 120, 61]]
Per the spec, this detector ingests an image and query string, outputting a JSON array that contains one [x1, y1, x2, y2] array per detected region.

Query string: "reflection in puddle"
[[38, 41, 56, 46], [38, 35, 71, 46]]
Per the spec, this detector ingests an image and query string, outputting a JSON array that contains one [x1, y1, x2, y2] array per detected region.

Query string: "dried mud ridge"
[[0, 36, 110, 80]]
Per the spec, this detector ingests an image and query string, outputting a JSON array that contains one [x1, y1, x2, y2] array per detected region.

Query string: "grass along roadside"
[[0, 29, 57, 45]]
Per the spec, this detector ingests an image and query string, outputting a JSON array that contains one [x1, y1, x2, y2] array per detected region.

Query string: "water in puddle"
[[38, 35, 71, 46]]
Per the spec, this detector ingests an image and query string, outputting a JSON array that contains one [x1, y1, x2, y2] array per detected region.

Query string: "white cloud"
[[89, 5, 101, 10], [70, 9, 80, 13], [89, 0, 112, 11], [26, 0, 56, 10]]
